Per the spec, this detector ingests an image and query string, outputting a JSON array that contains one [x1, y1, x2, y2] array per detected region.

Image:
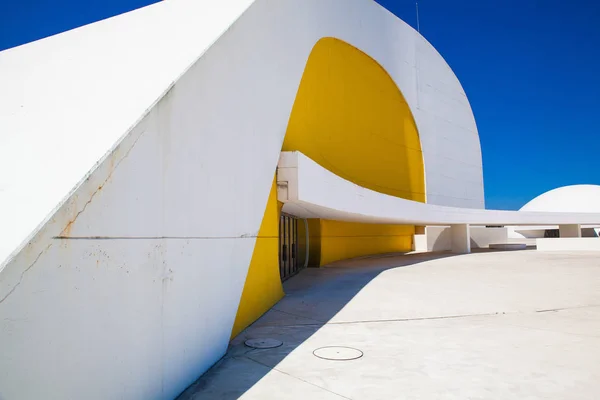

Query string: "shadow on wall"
[[425, 227, 511, 251], [177, 252, 455, 399], [431, 228, 451, 252]]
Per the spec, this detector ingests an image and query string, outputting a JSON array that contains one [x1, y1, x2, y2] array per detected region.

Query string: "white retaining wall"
[[536, 238, 600, 252]]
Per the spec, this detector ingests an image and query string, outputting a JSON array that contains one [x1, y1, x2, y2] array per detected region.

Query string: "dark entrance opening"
[[544, 229, 560, 238], [279, 213, 307, 281]]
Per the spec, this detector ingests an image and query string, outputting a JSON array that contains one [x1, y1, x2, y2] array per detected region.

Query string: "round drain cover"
[[244, 338, 283, 349], [313, 346, 363, 361]]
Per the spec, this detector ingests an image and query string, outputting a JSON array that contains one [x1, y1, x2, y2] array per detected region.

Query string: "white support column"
[[451, 224, 471, 254], [559, 224, 581, 238]]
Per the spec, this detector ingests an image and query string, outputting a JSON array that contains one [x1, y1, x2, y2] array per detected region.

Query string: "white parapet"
[[537, 238, 600, 251]]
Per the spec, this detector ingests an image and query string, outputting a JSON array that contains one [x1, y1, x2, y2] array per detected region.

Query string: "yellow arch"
[[283, 37, 425, 201], [231, 37, 425, 338]]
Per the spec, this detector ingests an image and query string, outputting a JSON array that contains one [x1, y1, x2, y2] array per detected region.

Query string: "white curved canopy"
[[278, 152, 600, 226]]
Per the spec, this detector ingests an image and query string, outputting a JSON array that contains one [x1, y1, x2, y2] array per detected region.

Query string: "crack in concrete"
[[0, 242, 52, 304], [254, 311, 504, 329], [242, 355, 354, 400], [1, 127, 148, 303], [534, 304, 600, 313], [270, 307, 326, 323], [254, 304, 600, 329], [325, 311, 507, 325], [61, 129, 146, 237]]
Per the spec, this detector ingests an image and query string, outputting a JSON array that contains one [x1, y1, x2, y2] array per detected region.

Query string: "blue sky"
[[1, 0, 598, 210]]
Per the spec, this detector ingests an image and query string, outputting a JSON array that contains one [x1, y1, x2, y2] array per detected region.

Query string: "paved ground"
[[179, 250, 600, 399]]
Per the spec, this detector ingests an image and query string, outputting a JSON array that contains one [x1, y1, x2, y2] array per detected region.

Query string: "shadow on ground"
[[174, 246, 600, 400], [176, 251, 460, 399]]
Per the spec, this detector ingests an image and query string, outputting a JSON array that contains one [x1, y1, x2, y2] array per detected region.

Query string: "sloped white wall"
[[0, 84, 262, 399], [0, 0, 256, 266], [0, 0, 485, 398]]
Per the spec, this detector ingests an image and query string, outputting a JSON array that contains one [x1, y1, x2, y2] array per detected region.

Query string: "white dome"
[[520, 185, 600, 213]]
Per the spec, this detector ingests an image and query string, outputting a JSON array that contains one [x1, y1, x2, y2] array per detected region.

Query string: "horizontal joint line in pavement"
[[260, 304, 600, 328], [241, 356, 353, 400]]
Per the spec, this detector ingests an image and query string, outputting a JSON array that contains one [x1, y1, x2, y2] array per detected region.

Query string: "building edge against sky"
[[4, 0, 597, 399]]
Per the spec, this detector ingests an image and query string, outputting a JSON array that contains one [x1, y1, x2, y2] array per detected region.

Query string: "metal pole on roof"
[[416, 1, 421, 33]]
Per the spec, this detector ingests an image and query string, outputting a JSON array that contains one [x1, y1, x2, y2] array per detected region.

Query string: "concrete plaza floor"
[[179, 250, 600, 399]]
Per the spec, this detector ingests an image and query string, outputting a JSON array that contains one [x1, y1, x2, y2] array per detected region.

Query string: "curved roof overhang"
[[277, 152, 600, 227]]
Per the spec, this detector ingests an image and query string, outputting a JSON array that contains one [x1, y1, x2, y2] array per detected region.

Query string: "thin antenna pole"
[[416, 1, 421, 33]]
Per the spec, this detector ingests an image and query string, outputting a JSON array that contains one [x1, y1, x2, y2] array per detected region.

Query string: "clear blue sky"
[[1, 0, 598, 210]]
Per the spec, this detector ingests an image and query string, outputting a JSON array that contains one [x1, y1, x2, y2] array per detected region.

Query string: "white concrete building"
[[1, 1, 599, 399], [509, 185, 600, 239]]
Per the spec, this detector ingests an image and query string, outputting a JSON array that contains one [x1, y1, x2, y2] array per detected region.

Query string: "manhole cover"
[[244, 338, 283, 349], [313, 346, 363, 361]]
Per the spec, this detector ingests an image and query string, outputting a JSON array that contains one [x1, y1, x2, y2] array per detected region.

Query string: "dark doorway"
[[544, 229, 560, 238], [279, 213, 306, 281]]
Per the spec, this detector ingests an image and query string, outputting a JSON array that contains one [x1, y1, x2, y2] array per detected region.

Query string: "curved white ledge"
[[277, 152, 600, 226]]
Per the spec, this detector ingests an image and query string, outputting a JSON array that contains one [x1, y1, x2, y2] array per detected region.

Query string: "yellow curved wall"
[[319, 220, 414, 266], [283, 37, 425, 201], [233, 37, 425, 337], [231, 178, 284, 338]]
